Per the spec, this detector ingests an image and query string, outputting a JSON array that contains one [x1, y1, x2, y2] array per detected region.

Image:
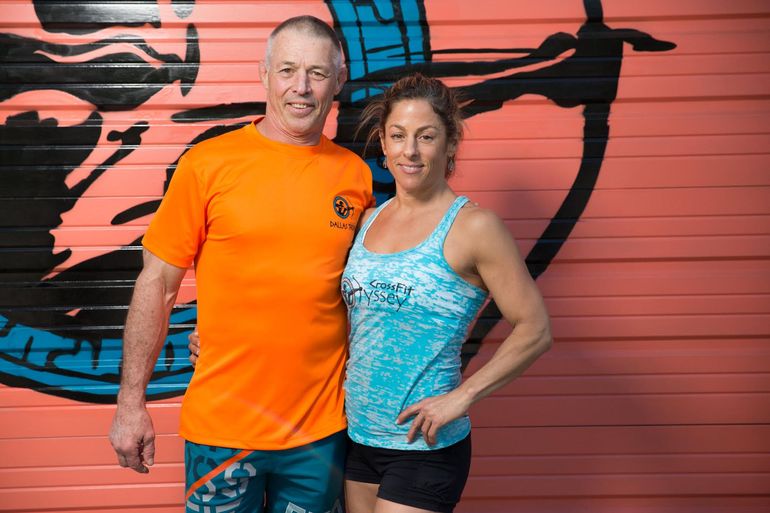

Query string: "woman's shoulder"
[[456, 199, 508, 237], [357, 206, 378, 230], [452, 200, 520, 265]]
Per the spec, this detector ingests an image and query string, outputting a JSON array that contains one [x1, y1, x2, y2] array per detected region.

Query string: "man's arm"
[[109, 249, 186, 473]]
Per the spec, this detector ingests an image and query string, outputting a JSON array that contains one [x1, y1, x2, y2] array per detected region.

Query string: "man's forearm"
[[110, 250, 185, 472], [117, 269, 180, 407]]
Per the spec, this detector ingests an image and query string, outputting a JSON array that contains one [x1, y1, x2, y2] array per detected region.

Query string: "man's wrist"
[[116, 390, 147, 409]]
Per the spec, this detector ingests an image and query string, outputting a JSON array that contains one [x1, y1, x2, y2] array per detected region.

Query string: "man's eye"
[[310, 70, 328, 79], [420, 135, 434, 141]]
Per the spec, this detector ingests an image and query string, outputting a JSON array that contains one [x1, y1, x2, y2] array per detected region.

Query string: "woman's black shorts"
[[345, 434, 472, 513]]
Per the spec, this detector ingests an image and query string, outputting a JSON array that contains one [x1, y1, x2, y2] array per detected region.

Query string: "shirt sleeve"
[[361, 159, 376, 208], [142, 152, 206, 268]]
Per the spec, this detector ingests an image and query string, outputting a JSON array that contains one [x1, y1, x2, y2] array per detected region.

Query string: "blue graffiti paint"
[[327, 0, 430, 204], [1, 0, 676, 401], [0, 2, 431, 402], [329, 0, 426, 101], [0, 308, 195, 402]]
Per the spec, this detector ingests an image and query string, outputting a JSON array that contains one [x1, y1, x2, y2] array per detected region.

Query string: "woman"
[[341, 73, 551, 513], [189, 73, 551, 513]]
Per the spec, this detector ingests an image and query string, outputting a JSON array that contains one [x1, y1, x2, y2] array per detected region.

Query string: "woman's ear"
[[447, 138, 458, 157], [379, 130, 387, 156]]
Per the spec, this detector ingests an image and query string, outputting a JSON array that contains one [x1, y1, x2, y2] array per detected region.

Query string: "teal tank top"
[[342, 196, 488, 450]]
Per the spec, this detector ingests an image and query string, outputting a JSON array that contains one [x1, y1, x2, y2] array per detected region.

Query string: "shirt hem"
[[180, 420, 347, 451], [347, 424, 470, 451]]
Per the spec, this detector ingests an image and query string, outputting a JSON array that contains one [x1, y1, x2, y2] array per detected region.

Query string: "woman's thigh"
[[346, 479, 379, 513]]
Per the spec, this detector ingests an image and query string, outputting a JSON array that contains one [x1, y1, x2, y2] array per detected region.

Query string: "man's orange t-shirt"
[[142, 120, 373, 449]]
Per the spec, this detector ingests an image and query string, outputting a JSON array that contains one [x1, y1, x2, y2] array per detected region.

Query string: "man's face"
[[259, 28, 346, 145]]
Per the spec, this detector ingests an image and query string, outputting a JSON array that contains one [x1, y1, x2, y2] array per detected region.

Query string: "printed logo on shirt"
[[330, 195, 357, 231], [342, 276, 414, 312], [333, 195, 354, 219], [342, 276, 363, 308]]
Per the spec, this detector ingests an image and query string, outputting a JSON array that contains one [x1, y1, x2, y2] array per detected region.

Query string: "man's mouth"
[[287, 102, 313, 111]]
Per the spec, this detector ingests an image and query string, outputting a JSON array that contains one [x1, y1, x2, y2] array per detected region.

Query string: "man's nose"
[[293, 70, 310, 95]]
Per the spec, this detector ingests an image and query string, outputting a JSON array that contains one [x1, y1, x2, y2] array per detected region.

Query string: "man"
[[109, 15, 374, 513]]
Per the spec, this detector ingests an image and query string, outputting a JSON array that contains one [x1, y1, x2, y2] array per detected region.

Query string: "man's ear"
[[259, 61, 268, 86], [334, 64, 348, 95]]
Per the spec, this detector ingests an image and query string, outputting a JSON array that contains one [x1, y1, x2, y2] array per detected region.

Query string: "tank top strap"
[[357, 197, 393, 242], [428, 196, 470, 247]]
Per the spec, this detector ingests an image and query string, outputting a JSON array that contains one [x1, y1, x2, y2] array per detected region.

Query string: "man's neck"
[[256, 116, 321, 146]]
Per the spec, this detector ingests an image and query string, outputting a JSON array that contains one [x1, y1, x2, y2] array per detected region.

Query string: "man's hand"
[[188, 329, 200, 367], [109, 404, 156, 473], [396, 389, 472, 446]]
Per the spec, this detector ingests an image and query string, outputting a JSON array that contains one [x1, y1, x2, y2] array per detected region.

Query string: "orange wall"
[[1, 1, 769, 512]]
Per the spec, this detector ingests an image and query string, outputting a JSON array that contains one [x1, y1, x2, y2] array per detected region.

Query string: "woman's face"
[[380, 99, 456, 193]]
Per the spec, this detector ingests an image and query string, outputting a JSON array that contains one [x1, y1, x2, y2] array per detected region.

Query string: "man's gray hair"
[[265, 15, 344, 69]]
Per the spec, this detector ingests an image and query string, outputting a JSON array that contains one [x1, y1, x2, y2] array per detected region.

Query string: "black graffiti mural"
[[0, 0, 675, 401], [0, 0, 207, 401], [328, 0, 675, 364]]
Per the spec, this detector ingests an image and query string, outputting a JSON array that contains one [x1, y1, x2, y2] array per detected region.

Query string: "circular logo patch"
[[333, 195, 353, 219], [341, 276, 362, 308]]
